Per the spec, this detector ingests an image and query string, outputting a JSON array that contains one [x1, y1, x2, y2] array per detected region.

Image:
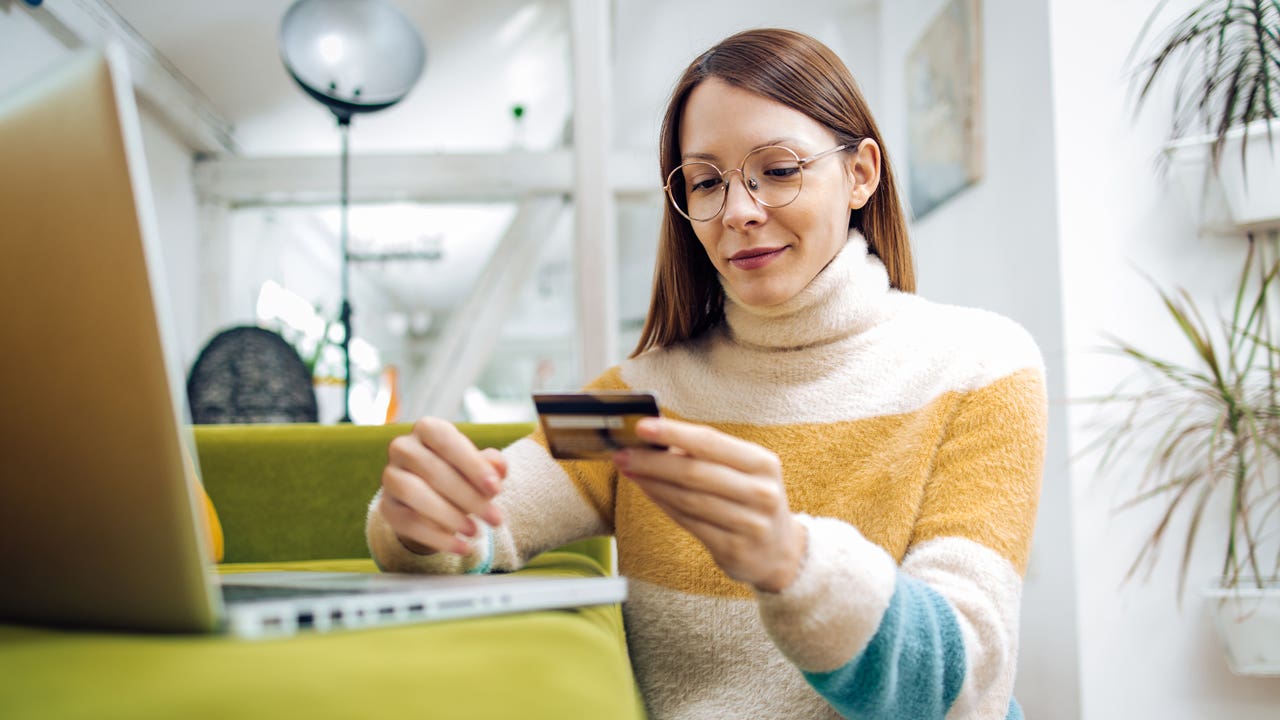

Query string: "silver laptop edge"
[[222, 574, 627, 640]]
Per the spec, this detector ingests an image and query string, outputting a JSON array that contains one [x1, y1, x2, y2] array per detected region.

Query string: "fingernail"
[[613, 450, 630, 469], [636, 418, 660, 437], [462, 517, 478, 537], [452, 539, 470, 555]]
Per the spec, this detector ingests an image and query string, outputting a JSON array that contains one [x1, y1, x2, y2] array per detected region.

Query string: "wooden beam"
[[196, 201, 233, 346], [28, 0, 237, 155], [405, 195, 568, 420], [570, 0, 618, 380], [192, 150, 657, 206]]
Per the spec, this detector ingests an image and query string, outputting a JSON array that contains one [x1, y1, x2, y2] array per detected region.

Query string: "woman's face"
[[677, 78, 877, 308]]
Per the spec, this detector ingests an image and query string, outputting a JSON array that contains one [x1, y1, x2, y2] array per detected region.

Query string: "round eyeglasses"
[[663, 143, 852, 223]]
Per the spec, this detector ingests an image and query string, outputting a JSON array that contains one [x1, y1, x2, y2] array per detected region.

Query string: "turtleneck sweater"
[[367, 233, 1046, 720]]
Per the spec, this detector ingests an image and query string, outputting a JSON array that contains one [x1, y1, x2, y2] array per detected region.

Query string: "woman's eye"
[[690, 177, 724, 193], [763, 166, 801, 179]]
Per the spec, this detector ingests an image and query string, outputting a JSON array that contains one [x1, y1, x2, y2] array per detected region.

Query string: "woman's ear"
[[847, 139, 882, 210]]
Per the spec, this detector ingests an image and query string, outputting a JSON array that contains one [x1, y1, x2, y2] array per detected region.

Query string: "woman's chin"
[[728, 280, 801, 309]]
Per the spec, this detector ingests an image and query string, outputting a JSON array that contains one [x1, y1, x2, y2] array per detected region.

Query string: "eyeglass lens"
[[669, 146, 803, 221]]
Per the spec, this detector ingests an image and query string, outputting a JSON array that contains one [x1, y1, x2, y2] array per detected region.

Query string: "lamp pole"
[[338, 116, 353, 423], [279, 0, 427, 425]]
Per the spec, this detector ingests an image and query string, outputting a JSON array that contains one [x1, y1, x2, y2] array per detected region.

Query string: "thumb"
[[480, 447, 509, 481]]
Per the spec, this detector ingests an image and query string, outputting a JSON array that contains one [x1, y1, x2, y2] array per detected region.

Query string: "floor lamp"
[[279, 0, 425, 422]]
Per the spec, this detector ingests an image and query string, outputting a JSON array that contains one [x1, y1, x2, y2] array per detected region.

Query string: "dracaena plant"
[[1086, 234, 1280, 601], [1130, 0, 1280, 171]]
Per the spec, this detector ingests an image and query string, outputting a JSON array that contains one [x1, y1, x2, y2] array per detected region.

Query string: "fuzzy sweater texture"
[[367, 233, 1046, 719]]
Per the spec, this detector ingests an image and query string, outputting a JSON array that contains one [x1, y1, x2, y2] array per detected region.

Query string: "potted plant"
[[1087, 234, 1280, 675], [1130, 0, 1280, 231]]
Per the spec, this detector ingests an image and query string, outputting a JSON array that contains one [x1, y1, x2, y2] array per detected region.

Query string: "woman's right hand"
[[377, 417, 507, 556]]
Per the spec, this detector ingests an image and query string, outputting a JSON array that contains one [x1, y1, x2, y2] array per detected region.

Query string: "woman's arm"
[[618, 363, 1044, 719], [758, 367, 1045, 720]]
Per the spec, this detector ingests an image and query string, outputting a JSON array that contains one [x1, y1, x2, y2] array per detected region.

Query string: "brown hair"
[[631, 28, 914, 357]]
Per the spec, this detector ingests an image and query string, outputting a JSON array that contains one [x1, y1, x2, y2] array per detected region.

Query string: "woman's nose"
[[721, 172, 765, 229]]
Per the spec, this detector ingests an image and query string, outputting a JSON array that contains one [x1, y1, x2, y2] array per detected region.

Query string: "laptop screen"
[[0, 47, 220, 632]]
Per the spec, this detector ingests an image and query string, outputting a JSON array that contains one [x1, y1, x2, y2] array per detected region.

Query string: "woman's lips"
[[729, 246, 787, 270]]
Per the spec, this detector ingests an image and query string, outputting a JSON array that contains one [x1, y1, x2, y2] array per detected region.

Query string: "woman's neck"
[[719, 231, 894, 351]]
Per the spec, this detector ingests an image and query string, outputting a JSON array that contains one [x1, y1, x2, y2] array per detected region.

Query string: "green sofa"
[[0, 423, 644, 720]]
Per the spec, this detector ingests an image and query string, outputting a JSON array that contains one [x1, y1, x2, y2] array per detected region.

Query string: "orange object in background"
[[183, 442, 224, 562], [197, 484, 225, 563], [383, 365, 401, 424]]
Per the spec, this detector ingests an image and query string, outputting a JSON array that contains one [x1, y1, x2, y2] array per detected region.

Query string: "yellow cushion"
[[183, 441, 223, 563], [198, 483, 224, 563]]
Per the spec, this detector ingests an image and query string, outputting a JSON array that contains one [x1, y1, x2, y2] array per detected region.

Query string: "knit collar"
[[720, 231, 893, 350]]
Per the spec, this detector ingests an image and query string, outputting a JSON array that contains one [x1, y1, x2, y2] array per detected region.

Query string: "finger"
[[479, 447, 509, 480], [423, 457, 505, 527], [618, 448, 749, 504], [635, 417, 779, 475], [629, 473, 740, 533], [641, 483, 738, 552], [411, 418, 503, 496], [382, 465, 477, 537], [379, 485, 471, 555], [620, 447, 788, 516], [398, 522, 471, 556], [388, 439, 503, 526]]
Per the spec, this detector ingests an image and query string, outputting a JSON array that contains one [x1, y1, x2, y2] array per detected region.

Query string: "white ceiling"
[[105, 0, 880, 158], [108, 0, 572, 156]]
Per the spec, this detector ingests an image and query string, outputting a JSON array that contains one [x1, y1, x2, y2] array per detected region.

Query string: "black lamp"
[[279, 0, 426, 422]]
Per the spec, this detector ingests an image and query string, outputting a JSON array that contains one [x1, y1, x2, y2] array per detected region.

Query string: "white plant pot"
[[1166, 120, 1280, 235], [1202, 578, 1280, 676]]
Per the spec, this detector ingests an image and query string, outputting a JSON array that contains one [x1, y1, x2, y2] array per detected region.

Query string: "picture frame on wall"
[[905, 0, 984, 220]]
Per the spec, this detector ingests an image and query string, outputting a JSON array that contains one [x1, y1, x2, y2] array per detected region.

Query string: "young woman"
[[367, 28, 1044, 720]]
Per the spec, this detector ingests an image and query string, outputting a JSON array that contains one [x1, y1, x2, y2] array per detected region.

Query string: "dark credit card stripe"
[[534, 399, 658, 416]]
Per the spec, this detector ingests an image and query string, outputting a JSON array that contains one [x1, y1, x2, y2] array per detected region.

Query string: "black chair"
[[187, 326, 319, 424]]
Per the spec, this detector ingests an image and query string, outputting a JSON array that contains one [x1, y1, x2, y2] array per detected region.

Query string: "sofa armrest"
[[192, 422, 611, 570]]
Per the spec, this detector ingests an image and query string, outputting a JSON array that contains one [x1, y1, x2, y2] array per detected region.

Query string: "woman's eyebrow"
[[681, 138, 804, 162]]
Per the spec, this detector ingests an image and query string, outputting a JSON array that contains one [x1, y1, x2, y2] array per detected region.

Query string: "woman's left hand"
[[613, 417, 808, 593]]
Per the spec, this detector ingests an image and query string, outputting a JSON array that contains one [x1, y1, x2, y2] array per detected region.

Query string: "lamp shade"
[[280, 0, 426, 122]]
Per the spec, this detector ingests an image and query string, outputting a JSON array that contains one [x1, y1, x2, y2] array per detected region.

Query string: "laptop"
[[0, 46, 625, 639]]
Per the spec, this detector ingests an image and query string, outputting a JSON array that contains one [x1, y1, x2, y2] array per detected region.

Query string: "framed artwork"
[[906, 0, 984, 219]]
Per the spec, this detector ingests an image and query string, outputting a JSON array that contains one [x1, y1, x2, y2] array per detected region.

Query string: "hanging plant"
[[1130, 0, 1280, 172], [1085, 235, 1280, 600]]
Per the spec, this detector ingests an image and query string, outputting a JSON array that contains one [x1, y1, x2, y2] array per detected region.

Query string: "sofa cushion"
[[193, 422, 531, 563], [0, 552, 643, 720]]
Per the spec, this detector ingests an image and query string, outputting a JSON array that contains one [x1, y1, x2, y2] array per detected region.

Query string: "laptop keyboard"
[[221, 584, 356, 603]]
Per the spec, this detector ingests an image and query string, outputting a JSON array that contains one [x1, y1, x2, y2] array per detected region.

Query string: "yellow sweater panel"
[[536, 366, 1044, 600]]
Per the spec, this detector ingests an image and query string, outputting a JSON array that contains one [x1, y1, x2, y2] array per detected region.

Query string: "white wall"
[[1, 3, 207, 371], [612, 0, 880, 156], [877, 2, 1079, 718], [0, 4, 74, 99], [1050, 0, 1280, 718], [137, 109, 203, 365]]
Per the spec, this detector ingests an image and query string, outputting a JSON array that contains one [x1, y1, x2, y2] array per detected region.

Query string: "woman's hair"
[[631, 28, 914, 357]]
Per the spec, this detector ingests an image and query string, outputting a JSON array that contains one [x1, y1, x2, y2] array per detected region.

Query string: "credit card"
[[533, 391, 664, 460]]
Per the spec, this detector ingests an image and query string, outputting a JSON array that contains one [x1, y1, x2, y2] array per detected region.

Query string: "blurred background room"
[[3, 0, 1280, 717]]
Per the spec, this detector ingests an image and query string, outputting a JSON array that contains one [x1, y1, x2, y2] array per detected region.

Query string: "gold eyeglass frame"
[[663, 142, 854, 223]]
